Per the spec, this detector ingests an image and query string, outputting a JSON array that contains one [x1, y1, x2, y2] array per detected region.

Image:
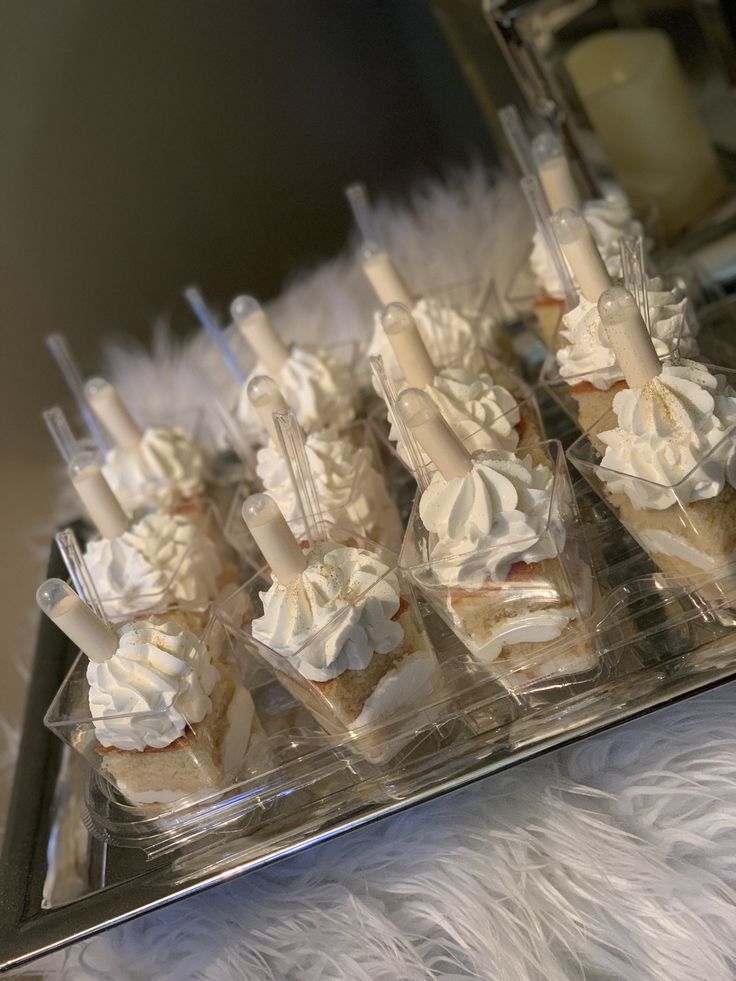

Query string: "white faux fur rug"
[[6, 166, 736, 980]]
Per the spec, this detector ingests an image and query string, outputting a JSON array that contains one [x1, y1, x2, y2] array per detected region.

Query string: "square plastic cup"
[[540, 298, 691, 438], [220, 522, 444, 764], [399, 440, 598, 686], [566, 371, 736, 617], [44, 613, 257, 807]]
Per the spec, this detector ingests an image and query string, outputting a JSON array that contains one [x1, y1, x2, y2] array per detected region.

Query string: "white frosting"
[[636, 529, 723, 571], [236, 345, 355, 439], [471, 609, 574, 662], [598, 360, 736, 510], [88, 620, 220, 751], [368, 297, 486, 380], [557, 277, 699, 390], [85, 512, 222, 618], [419, 451, 564, 587], [255, 428, 387, 538], [389, 367, 521, 468], [531, 196, 642, 298], [103, 427, 206, 513], [252, 543, 404, 682]]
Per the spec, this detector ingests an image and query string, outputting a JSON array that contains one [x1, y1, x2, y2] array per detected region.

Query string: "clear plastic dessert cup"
[[44, 614, 257, 808], [370, 355, 546, 490], [362, 276, 507, 387], [567, 379, 736, 617], [399, 440, 598, 686], [540, 316, 689, 439], [75, 500, 241, 631], [222, 522, 444, 764]]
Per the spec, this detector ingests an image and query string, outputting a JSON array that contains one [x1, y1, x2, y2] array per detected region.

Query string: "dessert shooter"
[[242, 493, 439, 758], [68, 450, 226, 624], [230, 294, 356, 440], [85, 377, 207, 515], [248, 375, 402, 548], [550, 210, 698, 435], [345, 183, 490, 376], [569, 287, 736, 588], [39, 579, 255, 804], [397, 389, 595, 681], [525, 131, 642, 345], [376, 303, 543, 469]]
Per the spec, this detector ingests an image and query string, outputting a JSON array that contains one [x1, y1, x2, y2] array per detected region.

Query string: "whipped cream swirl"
[[598, 360, 736, 510], [252, 543, 404, 681], [88, 620, 219, 751], [236, 345, 355, 440], [389, 367, 520, 468], [85, 512, 222, 619], [557, 277, 699, 391], [368, 297, 486, 379], [531, 196, 642, 298], [419, 451, 564, 587], [256, 428, 385, 537], [103, 426, 207, 513]]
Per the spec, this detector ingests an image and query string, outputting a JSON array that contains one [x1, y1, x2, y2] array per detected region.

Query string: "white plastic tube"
[[247, 375, 289, 446], [85, 378, 142, 450], [532, 132, 582, 213], [598, 287, 662, 389], [231, 296, 290, 375], [242, 493, 307, 586], [361, 244, 413, 307], [552, 208, 612, 302], [396, 388, 472, 481], [36, 579, 117, 663], [382, 303, 435, 388], [69, 453, 129, 540]]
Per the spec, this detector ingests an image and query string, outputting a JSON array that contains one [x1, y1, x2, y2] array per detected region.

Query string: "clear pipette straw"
[[184, 286, 246, 385], [45, 333, 108, 452], [55, 527, 108, 623], [620, 236, 650, 332], [369, 355, 429, 491], [499, 105, 535, 178], [273, 409, 326, 545], [521, 175, 578, 311], [43, 406, 82, 465], [344, 182, 379, 246]]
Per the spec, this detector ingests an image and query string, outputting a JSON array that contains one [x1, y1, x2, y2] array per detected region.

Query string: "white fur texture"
[[16, 685, 736, 981], [6, 167, 736, 978]]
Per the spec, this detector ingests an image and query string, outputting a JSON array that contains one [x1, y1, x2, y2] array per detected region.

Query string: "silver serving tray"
[[4, 373, 736, 973]]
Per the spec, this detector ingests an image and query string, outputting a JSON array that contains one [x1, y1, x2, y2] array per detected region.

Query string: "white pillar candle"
[[85, 378, 142, 450], [247, 375, 289, 446], [566, 29, 725, 240], [69, 454, 129, 540], [552, 208, 612, 302], [231, 296, 290, 376], [242, 493, 307, 585], [532, 132, 582, 213], [598, 286, 662, 389], [397, 388, 472, 481], [382, 303, 436, 388], [361, 245, 413, 308], [36, 579, 117, 662]]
